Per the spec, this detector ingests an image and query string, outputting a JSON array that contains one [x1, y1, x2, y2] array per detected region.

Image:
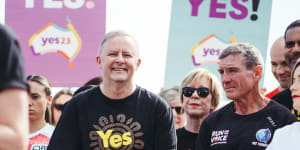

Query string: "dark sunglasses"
[[286, 40, 300, 48], [53, 104, 65, 111], [182, 87, 210, 98], [171, 106, 184, 114]]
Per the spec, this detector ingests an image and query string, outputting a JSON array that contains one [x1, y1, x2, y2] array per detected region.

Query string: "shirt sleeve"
[[0, 24, 27, 91], [154, 100, 177, 150], [47, 100, 81, 150], [195, 119, 211, 150]]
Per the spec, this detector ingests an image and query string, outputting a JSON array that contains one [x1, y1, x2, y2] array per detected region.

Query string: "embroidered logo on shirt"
[[89, 114, 144, 149], [210, 130, 230, 146], [251, 128, 271, 147]]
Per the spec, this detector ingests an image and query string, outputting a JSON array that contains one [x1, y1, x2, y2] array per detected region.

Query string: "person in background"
[[84, 76, 103, 86], [196, 43, 296, 150], [48, 31, 176, 150], [265, 37, 291, 98], [159, 86, 186, 129], [73, 76, 103, 96], [177, 68, 221, 150], [266, 58, 300, 150], [27, 75, 55, 150], [272, 20, 300, 120], [0, 24, 29, 150], [50, 88, 73, 126]]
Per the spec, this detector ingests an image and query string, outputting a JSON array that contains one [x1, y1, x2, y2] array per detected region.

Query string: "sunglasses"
[[182, 87, 210, 98], [171, 106, 184, 114], [286, 40, 300, 49], [53, 104, 65, 111]]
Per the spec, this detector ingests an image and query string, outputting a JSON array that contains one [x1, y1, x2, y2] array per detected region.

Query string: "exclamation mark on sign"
[[250, 0, 259, 21]]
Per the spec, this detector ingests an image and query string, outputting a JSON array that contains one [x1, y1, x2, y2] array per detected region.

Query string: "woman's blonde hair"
[[179, 68, 222, 111]]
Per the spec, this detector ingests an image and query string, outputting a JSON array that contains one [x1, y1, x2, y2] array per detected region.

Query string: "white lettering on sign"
[[25, 0, 85, 9]]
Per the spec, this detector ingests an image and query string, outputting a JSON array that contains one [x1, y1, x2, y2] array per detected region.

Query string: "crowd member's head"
[[26, 75, 52, 132], [290, 58, 300, 111], [218, 43, 264, 100], [159, 86, 185, 129], [51, 89, 73, 126], [284, 19, 300, 68], [180, 68, 221, 119], [84, 76, 103, 86], [96, 31, 141, 90], [73, 76, 102, 96], [270, 37, 291, 91]]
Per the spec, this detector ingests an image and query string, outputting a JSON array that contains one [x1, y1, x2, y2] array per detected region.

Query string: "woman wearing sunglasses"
[[266, 58, 300, 150], [176, 68, 222, 150], [51, 88, 73, 126], [26, 75, 55, 150]]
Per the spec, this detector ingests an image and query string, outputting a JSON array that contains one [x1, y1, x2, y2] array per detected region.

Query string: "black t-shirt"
[[195, 101, 296, 150], [0, 24, 27, 91], [48, 86, 176, 150], [176, 127, 198, 150], [271, 88, 300, 120]]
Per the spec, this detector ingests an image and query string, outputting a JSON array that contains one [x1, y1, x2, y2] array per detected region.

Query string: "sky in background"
[[0, 0, 300, 95]]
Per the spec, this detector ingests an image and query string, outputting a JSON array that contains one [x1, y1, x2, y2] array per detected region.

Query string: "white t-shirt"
[[266, 122, 300, 150], [28, 123, 55, 150]]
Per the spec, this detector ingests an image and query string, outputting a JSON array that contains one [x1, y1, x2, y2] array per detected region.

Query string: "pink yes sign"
[[6, 0, 106, 87]]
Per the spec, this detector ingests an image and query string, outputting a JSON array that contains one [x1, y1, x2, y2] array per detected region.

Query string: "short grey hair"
[[219, 43, 264, 70], [98, 30, 139, 56], [159, 86, 180, 104]]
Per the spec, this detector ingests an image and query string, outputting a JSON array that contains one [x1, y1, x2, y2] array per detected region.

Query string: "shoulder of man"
[[271, 88, 293, 110], [67, 86, 99, 107], [136, 86, 169, 107], [204, 101, 234, 122], [266, 100, 297, 126], [271, 88, 291, 100], [0, 24, 27, 91]]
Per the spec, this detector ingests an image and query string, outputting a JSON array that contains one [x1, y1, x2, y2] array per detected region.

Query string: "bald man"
[[265, 37, 291, 98]]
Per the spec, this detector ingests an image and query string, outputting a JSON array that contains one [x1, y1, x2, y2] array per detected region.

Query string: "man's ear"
[[47, 96, 52, 106], [254, 65, 263, 80], [96, 56, 102, 69], [136, 58, 141, 69]]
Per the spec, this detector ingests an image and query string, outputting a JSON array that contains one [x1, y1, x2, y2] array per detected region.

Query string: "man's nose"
[[292, 42, 300, 52], [115, 54, 125, 63], [221, 73, 231, 83]]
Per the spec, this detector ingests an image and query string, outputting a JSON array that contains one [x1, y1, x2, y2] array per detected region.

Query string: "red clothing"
[[265, 88, 279, 98]]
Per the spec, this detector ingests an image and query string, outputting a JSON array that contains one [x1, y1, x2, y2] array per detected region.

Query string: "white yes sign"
[[25, 0, 85, 9]]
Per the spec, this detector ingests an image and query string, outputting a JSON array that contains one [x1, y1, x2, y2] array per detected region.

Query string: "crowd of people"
[[1, 19, 300, 150]]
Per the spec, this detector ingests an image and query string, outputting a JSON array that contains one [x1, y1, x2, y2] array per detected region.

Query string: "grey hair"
[[219, 43, 264, 70], [98, 30, 139, 56], [159, 86, 180, 103]]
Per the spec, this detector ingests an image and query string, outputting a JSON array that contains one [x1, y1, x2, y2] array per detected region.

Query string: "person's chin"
[[111, 76, 128, 82], [225, 93, 238, 100]]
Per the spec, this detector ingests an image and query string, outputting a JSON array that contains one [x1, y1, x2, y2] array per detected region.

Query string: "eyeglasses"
[[53, 104, 65, 111], [171, 106, 184, 114], [286, 40, 300, 48], [182, 87, 210, 98]]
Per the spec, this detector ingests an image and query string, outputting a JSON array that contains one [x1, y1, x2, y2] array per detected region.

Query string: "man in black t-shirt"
[[48, 31, 176, 150], [196, 43, 296, 150], [0, 24, 29, 150]]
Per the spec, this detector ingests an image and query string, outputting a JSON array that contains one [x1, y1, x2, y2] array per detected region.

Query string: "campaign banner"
[[165, 0, 272, 89], [6, 0, 105, 87]]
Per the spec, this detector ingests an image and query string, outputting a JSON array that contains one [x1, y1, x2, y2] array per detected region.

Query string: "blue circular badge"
[[256, 128, 271, 143]]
